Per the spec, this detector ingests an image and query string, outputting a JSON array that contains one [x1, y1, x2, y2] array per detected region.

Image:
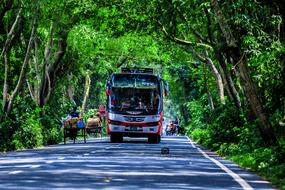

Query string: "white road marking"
[[30, 165, 41, 168], [9, 171, 23, 174], [57, 157, 65, 160], [186, 136, 196, 148], [84, 153, 90, 156], [186, 136, 254, 190]]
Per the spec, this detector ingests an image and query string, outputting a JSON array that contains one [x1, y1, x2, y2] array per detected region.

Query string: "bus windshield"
[[109, 74, 161, 115], [112, 74, 158, 89]]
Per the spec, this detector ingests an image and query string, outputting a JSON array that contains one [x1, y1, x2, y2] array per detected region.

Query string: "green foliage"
[[231, 147, 279, 170], [12, 108, 43, 149], [82, 108, 98, 121], [41, 87, 74, 145], [264, 163, 285, 190], [41, 114, 63, 146], [190, 128, 210, 145], [187, 103, 247, 150], [229, 145, 285, 189], [1, 0, 285, 188], [186, 100, 207, 130], [0, 117, 16, 151], [208, 105, 244, 145]]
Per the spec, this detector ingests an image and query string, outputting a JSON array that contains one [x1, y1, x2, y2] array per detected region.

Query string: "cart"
[[63, 117, 86, 144], [86, 117, 103, 137]]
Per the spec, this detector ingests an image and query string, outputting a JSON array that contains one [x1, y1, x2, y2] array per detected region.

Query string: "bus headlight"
[[108, 119, 122, 125]]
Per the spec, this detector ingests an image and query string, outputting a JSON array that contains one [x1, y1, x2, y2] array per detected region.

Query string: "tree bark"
[[204, 51, 225, 105], [37, 23, 68, 108], [33, 35, 41, 103], [210, 0, 237, 48], [81, 74, 91, 116], [1, 7, 24, 113], [0, 0, 14, 35], [67, 74, 75, 103], [159, 25, 225, 105], [6, 18, 36, 115], [211, 0, 277, 145], [203, 64, 215, 110], [2, 53, 10, 111], [39, 22, 53, 107], [191, 49, 225, 105], [216, 52, 241, 108], [1, 7, 22, 57], [237, 55, 277, 145]]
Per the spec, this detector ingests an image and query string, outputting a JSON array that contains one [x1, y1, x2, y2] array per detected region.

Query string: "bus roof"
[[121, 68, 154, 74]]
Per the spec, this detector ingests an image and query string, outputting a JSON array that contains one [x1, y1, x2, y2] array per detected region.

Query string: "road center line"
[[186, 136, 254, 190]]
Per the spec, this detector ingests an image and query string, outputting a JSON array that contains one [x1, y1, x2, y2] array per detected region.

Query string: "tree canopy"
[[1, 0, 285, 188]]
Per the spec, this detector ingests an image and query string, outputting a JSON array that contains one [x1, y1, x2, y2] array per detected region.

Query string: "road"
[[0, 136, 276, 190]]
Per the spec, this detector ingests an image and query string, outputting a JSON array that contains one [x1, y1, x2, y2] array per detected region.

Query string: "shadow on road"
[[0, 136, 276, 190]]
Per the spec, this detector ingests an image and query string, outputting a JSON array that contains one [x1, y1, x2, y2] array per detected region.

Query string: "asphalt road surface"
[[0, 136, 277, 190]]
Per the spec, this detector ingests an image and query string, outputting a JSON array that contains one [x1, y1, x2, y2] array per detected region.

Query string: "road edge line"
[[186, 136, 254, 190]]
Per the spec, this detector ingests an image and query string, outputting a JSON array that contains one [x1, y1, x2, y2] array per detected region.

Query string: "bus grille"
[[124, 116, 145, 122]]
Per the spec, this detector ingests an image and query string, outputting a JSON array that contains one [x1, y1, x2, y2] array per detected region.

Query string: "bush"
[[12, 109, 43, 149], [218, 143, 241, 156], [0, 117, 16, 151], [207, 105, 244, 146], [189, 128, 210, 145], [41, 114, 63, 145]]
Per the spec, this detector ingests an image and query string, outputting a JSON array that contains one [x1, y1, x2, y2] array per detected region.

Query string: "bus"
[[106, 68, 169, 143]]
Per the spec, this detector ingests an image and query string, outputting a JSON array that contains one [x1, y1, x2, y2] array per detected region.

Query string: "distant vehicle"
[[165, 121, 176, 136], [106, 68, 169, 143]]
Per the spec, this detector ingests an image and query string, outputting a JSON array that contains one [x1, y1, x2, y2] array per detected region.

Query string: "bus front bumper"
[[108, 124, 160, 135]]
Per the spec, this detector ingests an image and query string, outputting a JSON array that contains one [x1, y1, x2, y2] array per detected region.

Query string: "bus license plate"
[[130, 126, 138, 131], [129, 126, 142, 131]]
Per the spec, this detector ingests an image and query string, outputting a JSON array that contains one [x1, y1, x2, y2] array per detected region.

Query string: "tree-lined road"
[[0, 136, 276, 190]]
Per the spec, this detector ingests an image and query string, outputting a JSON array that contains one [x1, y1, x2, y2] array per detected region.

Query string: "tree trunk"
[[67, 74, 75, 103], [216, 52, 241, 108], [158, 21, 225, 105], [237, 55, 277, 145], [205, 57, 225, 105], [38, 24, 68, 108], [1, 8, 22, 57], [6, 18, 36, 115], [203, 64, 215, 110], [39, 22, 53, 107], [217, 61, 233, 101], [191, 49, 225, 105], [1, 7, 23, 112], [81, 74, 91, 116], [2, 53, 9, 111], [0, 0, 14, 35], [211, 0, 277, 145]]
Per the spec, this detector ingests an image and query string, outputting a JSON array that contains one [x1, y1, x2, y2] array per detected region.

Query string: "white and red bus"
[[106, 68, 168, 143]]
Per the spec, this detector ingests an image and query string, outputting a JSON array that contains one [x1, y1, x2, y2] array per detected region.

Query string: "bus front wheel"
[[148, 134, 160, 144], [110, 133, 123, 143]]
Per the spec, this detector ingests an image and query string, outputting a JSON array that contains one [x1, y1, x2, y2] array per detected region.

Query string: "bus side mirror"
[[106, 81, 111, 96], [163, 80, 169, 96]]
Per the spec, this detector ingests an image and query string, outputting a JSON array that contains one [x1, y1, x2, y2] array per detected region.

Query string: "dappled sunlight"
[[0, 136, 275, 190]]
